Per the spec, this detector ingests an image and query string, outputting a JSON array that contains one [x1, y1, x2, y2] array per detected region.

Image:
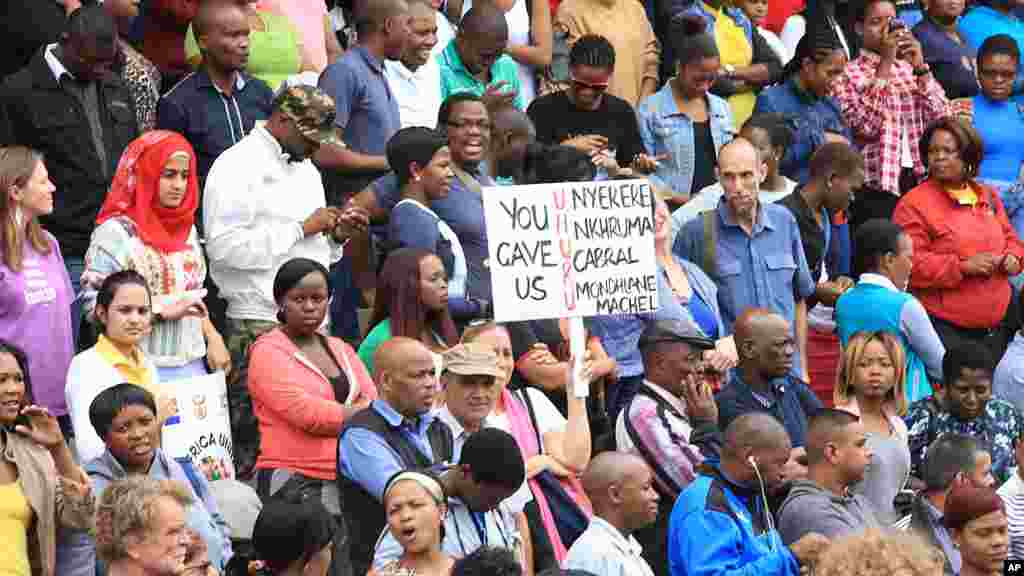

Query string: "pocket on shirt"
[[765, 252, 797, 291]]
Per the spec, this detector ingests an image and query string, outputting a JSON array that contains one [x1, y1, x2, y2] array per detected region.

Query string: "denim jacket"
[[637, 85, 735, 196]]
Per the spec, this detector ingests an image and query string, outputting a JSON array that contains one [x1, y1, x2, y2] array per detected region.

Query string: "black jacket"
[[0, 46, 138, 258]]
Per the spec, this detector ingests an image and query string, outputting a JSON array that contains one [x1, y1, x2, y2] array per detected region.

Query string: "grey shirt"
[[854, 432, 911, 524], [777, 479, 880, 545]]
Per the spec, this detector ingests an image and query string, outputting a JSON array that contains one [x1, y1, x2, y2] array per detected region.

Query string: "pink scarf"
[[500, 388, 592, 563]]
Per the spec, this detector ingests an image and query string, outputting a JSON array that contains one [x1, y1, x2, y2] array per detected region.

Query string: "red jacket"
[[249, 328, 377, 480], [893, 178, 1024, 329]]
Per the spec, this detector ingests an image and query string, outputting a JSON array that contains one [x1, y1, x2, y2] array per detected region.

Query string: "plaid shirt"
[[831, 51, 951, 195]]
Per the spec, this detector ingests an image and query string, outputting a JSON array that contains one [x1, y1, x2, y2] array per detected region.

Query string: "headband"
[[384, 471, 446, 505]]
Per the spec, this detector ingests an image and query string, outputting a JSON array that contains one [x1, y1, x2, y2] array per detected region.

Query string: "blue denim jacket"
[[754, 78, 851, 184], [637, 85, 735, 196]]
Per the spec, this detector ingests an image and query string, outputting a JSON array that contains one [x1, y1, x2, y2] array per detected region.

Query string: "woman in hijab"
[[82, 130, 231, 382]]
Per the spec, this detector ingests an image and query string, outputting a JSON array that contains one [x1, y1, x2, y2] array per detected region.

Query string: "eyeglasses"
[[570, 76, 610, 92]]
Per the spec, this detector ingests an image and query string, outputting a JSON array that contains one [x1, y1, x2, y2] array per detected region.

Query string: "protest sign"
[[161, 372, 235, 481], [482, 179, 659, 323]]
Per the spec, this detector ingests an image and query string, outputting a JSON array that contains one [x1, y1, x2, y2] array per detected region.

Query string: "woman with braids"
[[754, 22, 851, 184], [637, 16, 734, 206]]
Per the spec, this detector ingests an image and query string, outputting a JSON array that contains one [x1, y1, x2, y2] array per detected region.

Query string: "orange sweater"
[[249, 328, 377, 480], [893, 178, 1024, 329]]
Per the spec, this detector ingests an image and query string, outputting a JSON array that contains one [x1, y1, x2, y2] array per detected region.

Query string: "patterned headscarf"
[[96, 131, 199, 253]]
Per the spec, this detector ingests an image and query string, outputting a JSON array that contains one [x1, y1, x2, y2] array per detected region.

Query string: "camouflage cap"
[[275, 84, 346, 148]]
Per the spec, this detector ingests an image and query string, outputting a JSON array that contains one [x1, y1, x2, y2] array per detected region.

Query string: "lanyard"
[[469, 511, 488, 546]]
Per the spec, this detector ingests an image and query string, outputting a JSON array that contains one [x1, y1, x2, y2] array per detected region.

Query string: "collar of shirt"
[[587, 516, 646, 558], [642, 379, 690, 417], [353, 45, 386, 75], [196, 68, 248, 93], [441, 40, 491, 79], [251, 122, 301, 166], [859, 272, 900, 292], [732, 372, 787, 406], [95, 335, 153, 388], [716, 196, 776, 234], [44, 43, 73, 83], [437, 405, 492, 443], [372, 398, 437, 434]]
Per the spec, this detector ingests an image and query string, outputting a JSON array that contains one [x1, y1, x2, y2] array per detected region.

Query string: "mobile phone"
[[887, 18, 906, 34]]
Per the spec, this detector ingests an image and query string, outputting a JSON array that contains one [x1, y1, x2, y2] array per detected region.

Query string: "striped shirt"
[[999, 471, 1024, 560]]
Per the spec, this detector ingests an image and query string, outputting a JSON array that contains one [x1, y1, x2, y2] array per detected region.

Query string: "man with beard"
[[203, 85, 369, 479], [385, 0, 444, 129], [776, 409, 880, 544]]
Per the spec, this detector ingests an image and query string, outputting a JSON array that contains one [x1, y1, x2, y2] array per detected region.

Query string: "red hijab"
[[97, 131, 199, 253]]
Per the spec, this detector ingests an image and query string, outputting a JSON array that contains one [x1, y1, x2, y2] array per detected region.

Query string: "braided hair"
[[783, 19, 845, 78]]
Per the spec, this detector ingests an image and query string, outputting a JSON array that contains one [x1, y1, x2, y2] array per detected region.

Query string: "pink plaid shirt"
[[831, 51, 952, 195]]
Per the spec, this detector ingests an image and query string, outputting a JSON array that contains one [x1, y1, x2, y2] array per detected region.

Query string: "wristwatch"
[[723, 64, 736, 77]]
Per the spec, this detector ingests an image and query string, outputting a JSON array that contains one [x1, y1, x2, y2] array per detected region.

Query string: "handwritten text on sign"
[[483, 179, 658, 322]]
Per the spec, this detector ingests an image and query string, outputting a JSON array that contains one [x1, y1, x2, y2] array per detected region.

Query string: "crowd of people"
[[7, 0, 1024, 574]]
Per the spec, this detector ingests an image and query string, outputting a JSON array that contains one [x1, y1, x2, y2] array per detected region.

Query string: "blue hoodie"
[[668, 462, 800, 576]]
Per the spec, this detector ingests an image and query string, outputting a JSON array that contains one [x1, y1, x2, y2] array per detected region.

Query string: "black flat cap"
[[639, 318, 716, 351]]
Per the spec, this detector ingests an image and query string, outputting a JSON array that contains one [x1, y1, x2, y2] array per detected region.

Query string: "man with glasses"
[[527, 34, 660, 178], [616, 319, 723, 576], [439, 4, 524, 110]]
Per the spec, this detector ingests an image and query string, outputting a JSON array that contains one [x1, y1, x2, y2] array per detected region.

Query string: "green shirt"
[[437, 40, 525, 110], [357, 318, 392, 377]]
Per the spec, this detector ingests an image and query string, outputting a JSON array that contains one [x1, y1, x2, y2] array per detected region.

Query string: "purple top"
[[0, 236, 75, 415]]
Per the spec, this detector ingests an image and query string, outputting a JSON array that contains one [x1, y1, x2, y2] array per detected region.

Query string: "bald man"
[[564, 452, 659, 576], [716, 309, 822, 465], [673, 137, 815, 379], [338, 337, 454, 574], [776, 409, 879, 545], [489, 106, 535, 183], [439, 5, 525, 110], [668, 413, 830, 576]]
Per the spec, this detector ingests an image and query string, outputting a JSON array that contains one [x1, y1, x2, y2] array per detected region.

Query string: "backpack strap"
[[702, 209, 718, 279], [427, 419, 455, 464], [517, 387, 545, 451]]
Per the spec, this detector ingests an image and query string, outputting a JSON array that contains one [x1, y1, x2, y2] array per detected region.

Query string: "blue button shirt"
[[338, 399, 442, 501], [157, 69, 273, 187], [318, 46, 401, 198], [754, 78, 851, 184], [673, 198, 815, 375]]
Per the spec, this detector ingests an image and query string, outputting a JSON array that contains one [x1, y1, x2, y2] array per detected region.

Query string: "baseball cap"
[[274, 84, 346, 148]]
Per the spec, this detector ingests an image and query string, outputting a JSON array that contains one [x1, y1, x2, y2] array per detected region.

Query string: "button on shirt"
[[319, 46, 401, 199], [158, 69, 274, 187], [338, 399, 443, 501], [565, 517, 655, 576], [384, 57, 442, 129], [437, 40, 525, 110], [672, 199, 815, 360]]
